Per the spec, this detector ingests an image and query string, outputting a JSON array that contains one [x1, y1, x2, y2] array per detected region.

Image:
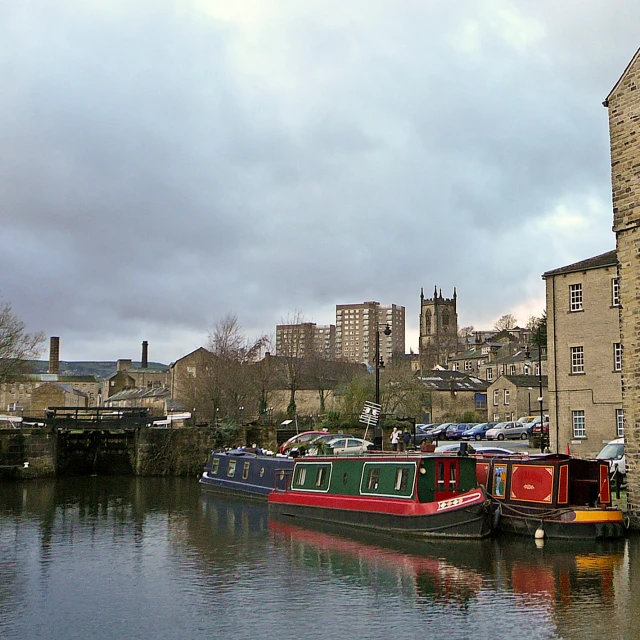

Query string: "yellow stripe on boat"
[[572, 510, 624, 523]]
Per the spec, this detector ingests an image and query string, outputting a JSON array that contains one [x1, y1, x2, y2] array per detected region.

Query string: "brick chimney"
[[48, 337, 60, 375], [142, 341, 148, 368]]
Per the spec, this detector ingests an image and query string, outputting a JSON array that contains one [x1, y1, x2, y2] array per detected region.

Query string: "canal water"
[[1, 477, 638, 640]]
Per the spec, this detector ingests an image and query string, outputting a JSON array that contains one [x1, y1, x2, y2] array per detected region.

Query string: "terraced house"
[[543, 250, 622, 459]]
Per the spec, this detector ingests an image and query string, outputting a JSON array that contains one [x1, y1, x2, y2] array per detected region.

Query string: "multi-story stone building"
[[487, 375, 548, 424], [102, 342, 170, 400], [335, 302, 405, 367], [417, 370, 488, 423], [605, 48, 640, 525], [542, 251, 622, 458], [0, 337, 100, 413], [419, 287, 458, 371], [275, 323, 336, 360]]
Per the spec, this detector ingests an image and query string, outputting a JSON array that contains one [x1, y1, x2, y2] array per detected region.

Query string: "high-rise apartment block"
[[275, 322, 336, 359], [335, 302, 405, 366]]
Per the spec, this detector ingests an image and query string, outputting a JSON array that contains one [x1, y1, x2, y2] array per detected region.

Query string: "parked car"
[[531, 421, 549, 436], [596, 437, 626, 478], [433, 443, 517, 456], [462, 422, 496, 441], [426, 423, 454, 439], [516, 415, 537, 425], [524, 416, 550, 431], [306, 433, 352, 455], [485, 421, 531, 441], [278, 431, 328, 455], [445, 424, 468, 440], [324, 437, 374, 455], [414, 424, 435, 444]]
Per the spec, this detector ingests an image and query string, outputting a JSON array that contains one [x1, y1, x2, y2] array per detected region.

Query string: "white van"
[[596, 437, 625, 477]]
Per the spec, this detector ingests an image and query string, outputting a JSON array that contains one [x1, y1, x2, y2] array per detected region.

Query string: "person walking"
[[390, 427, 399, 451], [402, 428, 412, 451]]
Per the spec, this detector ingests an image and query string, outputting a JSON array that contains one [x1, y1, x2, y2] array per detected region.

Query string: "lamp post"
[[374, 323, 391, 449], [266, 407, 273, 426], [537, 324, 546, 453], [528, 388, 532, 415], [238, 406, 244, 425]]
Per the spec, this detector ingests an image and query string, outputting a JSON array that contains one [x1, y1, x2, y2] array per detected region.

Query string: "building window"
[[572, 410, 586, 438], [452, 362, 459, 371], [486, 368, 493, 381], [493, 413, 500, 422], [616, 409, 624, 437], [493, 390, 499, 406], [614, 343, 622, 372], [524, 364, 530, 375], [475, 393, 487, 409], [509, 365, 516, 375], [504, 390, 510, 405], [571, 346, 584, 374], [464, 361, 473, 371], [612, 278, 620, 307], [570, 283, 583, 312]]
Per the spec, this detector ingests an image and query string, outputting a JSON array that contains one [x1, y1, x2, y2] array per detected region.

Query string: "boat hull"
[[269, 488, 492, 539], [494, 504, 625, 540]]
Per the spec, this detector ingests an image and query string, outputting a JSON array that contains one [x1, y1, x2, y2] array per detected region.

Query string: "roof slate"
[[542, 250, 617, 278]]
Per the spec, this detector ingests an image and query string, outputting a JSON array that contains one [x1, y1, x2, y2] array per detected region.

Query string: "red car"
[[278, 431, 328, 455]]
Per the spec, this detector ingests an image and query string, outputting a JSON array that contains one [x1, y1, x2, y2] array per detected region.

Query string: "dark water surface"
[[1, 477, 638, 640]]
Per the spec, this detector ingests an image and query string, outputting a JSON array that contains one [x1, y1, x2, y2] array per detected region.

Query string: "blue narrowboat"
[[200, 449, 293, 499]]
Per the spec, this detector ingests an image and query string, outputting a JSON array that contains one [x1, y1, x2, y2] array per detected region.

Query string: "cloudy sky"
[[1, 1, 638, 364]]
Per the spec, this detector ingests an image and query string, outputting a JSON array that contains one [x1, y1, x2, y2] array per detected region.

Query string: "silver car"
[[485, 421, 531, 441], [324, 437, 374, 455]]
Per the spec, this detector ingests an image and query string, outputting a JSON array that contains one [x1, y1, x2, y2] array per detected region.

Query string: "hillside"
[[27, 361, 169, 379]]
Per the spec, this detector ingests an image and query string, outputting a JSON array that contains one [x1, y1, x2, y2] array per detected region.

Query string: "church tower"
[[419, 286, 459, 371]]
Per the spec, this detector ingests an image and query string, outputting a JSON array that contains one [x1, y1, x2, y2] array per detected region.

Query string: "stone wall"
[[0, 428, 56, 478], [0, 427, 239, 478], [607, 50, 640, 526]]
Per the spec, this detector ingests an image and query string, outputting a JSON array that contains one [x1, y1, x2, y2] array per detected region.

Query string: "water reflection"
[[0, 478, 639, 640], [269, 517, 485, 606]]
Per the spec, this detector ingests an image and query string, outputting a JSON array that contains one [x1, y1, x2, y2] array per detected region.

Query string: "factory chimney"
[[48, 337, 60, 375], [141, 341, 149, 369]]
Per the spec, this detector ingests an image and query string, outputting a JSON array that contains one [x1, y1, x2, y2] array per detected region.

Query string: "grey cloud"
[[0, 1, 637, 360]]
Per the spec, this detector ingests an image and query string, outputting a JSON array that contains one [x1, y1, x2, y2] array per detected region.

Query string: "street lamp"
[[238, 406, 244, 425], [375, 323, 392, 404], [528, 388, 532, 415], [537, 323, 546, 453], [374, 323, 391, 450], [266, 407, 273, 426]]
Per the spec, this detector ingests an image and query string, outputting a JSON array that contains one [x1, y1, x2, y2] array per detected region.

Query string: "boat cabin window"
[[315, 467, 327, 487], [211, 458, 220, 475], [242, 461, 251, 480], [366, 468, 380, 491], [449, 464, 457, 491], [294, 466, 307, 486], [437, 461, 445, 489], [227, 460, 237, 477], [394, 468, 410, 492]]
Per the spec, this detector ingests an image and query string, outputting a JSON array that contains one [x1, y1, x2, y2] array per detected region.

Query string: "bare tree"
[[277, 311, 309, 418], [458, 325, 475, 348], [0, 303, 45, 381], [201, 313, 269, 423], [493, 314, 517, 332]]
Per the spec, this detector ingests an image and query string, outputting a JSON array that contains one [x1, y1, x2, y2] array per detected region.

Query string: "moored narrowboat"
[[268, 453, 492, 539], [200, 449, 293, 499], [485, 454, 625, 540]]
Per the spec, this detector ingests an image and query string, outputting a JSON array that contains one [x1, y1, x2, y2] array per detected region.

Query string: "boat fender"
[[624, 515, 631, 530], [534, 526, 545, 540], [492, 503, 501, 529]]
